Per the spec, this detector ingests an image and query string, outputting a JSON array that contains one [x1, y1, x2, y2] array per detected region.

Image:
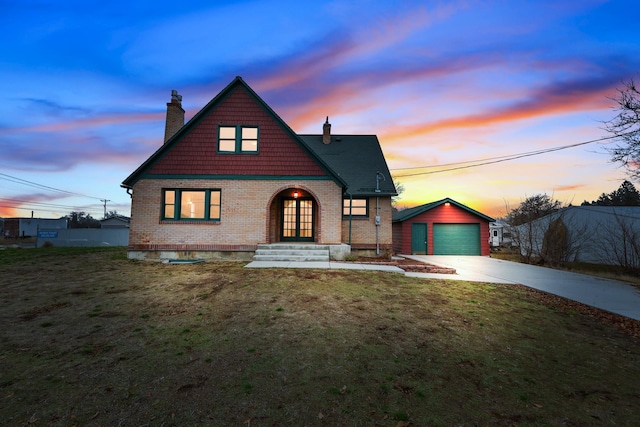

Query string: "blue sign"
[[38, 231, 58, 238]]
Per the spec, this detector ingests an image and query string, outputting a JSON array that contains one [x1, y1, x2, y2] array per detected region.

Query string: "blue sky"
[[1, 0, 639, 219]]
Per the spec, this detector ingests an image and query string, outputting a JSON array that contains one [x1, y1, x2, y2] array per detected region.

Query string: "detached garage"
[[392, 198, 494, 256]]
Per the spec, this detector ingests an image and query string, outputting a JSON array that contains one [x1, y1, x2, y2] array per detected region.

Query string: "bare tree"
[[539, 209, 591, 266], [604, 76, 640, 182], [391, 179, 405, 212], [595, 210, 640, 273], [505, 194, 562, 263], [63, 211, 101, 229]]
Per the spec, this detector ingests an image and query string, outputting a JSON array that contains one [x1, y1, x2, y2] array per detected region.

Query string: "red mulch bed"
[[353, 257, 456, 274]]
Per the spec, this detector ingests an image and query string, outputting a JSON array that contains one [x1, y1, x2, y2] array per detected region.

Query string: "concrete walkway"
[[245, 260, 404, 273], [405, 255, 640, 321]]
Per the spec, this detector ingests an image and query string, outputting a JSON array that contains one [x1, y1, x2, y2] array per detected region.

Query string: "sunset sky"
[[2, 0, 640, 220]]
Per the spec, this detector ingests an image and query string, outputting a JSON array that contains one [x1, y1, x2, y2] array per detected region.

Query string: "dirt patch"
[[352, 256, 457, 273]]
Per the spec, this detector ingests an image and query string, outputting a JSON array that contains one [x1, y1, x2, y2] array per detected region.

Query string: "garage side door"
[[432, 223, 481, 255]]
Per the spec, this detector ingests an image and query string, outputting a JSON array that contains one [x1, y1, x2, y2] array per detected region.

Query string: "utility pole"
[[101, 199, 111, 218]]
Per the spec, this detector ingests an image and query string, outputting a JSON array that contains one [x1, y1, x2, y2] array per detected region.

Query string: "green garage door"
[[432, 223, 481, 255]]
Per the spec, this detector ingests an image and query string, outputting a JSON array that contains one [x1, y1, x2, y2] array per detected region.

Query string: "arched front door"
[[281, 197, 314, 242]]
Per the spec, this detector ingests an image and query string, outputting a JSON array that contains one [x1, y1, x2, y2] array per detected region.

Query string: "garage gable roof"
[[393, 197, 495, 223]]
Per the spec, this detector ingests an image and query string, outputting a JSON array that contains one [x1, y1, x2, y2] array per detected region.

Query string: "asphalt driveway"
[[404, 255, 640, 321]]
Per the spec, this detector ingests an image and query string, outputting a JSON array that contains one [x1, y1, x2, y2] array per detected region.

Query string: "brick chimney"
[[163, 90, 184, 144], [322, 116, 331, 144]]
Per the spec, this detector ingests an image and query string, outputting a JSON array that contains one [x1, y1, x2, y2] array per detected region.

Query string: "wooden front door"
[[281, 198, 314, 241]]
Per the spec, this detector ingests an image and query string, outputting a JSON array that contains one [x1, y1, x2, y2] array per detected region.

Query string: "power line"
[[0, 172, 104, 200], [391, 131, 635, 178], [0, 197, 102, 211]]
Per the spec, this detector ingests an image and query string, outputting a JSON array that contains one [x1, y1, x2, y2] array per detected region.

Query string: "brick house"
[[121, 77, 396, 261], [392, 198, 494, 256]]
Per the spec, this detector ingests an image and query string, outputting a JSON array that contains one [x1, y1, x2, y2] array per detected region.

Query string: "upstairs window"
[[343, 198, 369, 217], [218, 125, 259, 153], [162, 189, 221, 221]]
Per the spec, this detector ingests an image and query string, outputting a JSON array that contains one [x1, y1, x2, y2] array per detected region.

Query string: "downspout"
[[375, 171, 384, 256], [376, 196, 379, 255], [346, 190, 352, 245]]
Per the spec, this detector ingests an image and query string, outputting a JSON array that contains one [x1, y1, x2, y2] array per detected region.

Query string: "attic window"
[[218, 125, 259, 153]]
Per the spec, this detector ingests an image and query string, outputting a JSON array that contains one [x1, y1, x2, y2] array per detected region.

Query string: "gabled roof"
[[100, 215, 130, 224], [299, 134, 397, 196], [525, 205, 640, 226], [122, 76, 346, 189], [392, 197, 495, 222]]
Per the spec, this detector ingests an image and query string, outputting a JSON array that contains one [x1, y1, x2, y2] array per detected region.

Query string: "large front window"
[[162, 189, 221, 221], [343, 198, 368, 217], [218, 125, 259, 153]]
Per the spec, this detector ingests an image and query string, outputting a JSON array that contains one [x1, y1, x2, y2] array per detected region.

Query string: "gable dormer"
[[122, 77, 345, 189]]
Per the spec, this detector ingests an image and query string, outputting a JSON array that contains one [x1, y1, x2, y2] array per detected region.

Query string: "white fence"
[[36, 228, 129, 247]]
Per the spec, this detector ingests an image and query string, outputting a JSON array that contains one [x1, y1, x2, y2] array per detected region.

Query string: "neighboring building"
[[121, 76, 396, 261], [514, 205, 640, 267], [36, 228, 129, 247], [392, 198, 494, 256], [489, 221, 503, 247], [489, 219, 515, 248], [100, 215, 130, 229], [2, 217, 68, 238]]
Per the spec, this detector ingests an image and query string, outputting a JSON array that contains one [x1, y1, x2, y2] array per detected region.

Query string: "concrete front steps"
[[253, 244, 330, 262]]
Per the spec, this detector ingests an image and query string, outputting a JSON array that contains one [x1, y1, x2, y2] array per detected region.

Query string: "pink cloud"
[[0, 193, 67, 218], [5, 112, 164, 134], [380, 79, 615, 142]]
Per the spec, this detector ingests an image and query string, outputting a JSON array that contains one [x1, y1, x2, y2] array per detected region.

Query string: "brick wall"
[[341, 196, 393, 251], [129, 178, 344, 252], [164, 97, 185, 143]]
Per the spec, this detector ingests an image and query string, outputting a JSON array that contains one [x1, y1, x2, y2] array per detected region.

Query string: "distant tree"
[[104, 210, 120, 219], [505, 194, 563, 263], [505, 194, 562, 226], [63, 211, 100, 228], [581, 180, 640, 206], [582, 192, 612, 206], [603, 76, 640, 182], [391, 179, 405, 212]]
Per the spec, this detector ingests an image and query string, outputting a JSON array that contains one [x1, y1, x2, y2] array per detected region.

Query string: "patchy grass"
[[1, 247, 639, 426]]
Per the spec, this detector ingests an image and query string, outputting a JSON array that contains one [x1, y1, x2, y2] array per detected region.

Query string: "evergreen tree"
[[581, 181, 640, 206]]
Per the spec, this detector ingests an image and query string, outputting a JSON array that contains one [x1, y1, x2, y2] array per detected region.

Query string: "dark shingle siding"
[[299, 134, 397, 196], [147, 86, 326, 177]]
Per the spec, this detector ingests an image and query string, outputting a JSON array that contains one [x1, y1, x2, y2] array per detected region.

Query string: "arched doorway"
[[268, 188, 318, 243]]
